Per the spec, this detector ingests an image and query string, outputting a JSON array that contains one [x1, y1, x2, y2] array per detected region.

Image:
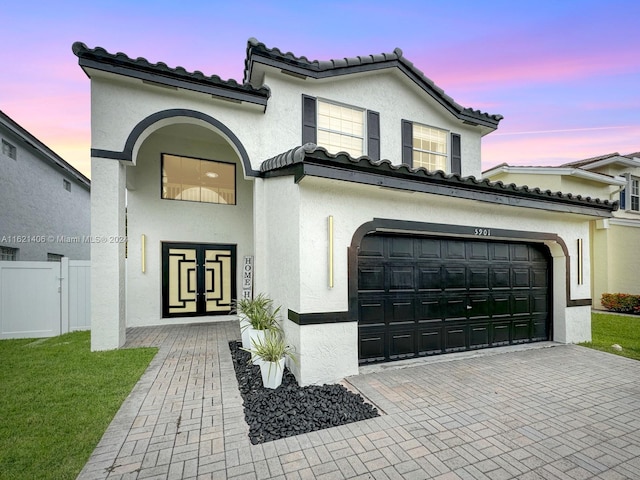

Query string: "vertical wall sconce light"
[[141, 234, 146, 273], [328, 216, 334, 288], [577, 238, 583, 285]]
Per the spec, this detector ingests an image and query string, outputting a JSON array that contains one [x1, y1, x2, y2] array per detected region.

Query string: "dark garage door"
[[357, 234, 551, 363]]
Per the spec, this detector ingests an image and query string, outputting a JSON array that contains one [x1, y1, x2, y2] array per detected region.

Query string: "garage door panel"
[[444, 266, 466, 289], [359, 329, 386, 362], [389, 237, 414, 258], [512, 268, 530, 287], [468, 242, 489, 260], [491, 268, 511, 288], [389, 266, 415, 291], [491, 295, 511, 317], [358, 234, 550, 364], [513, 295, 531, 314], [417, 238, 441, 259], [418, 328, 442, 354], [418, 297, 443, 321], [359, 265, 385, 291], [418, 266, 442, 291], [359, 235, 385, 257], [511, 244, 530, 261], [532, 268, 548, 287], [513, 320, 531, 342], [492, 321, 511, 345], [389, 330, 416, 359], [389, 299, 414, 324], [470, 324, 490, 349], [468, 296, 490, 318], [444, 241, 466, 259], [359, 300, 384, 325], [443, 295, 467, 319], [445, 325, 467, 352], [469, 267, 490, 290], [532, 294, 548, 314]]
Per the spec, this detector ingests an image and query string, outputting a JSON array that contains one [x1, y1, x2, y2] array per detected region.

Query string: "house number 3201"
[[474, 228, 491, 236]]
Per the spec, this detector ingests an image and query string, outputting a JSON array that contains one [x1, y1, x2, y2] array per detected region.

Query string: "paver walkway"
[[78, 322, 640, 479]]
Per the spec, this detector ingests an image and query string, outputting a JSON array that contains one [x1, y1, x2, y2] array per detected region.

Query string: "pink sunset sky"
[[2, 0, 638, 179]]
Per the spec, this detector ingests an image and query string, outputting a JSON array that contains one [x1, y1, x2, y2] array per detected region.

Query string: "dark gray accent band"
[[287, 309, 351, 325], [90, 109, 258, 177]]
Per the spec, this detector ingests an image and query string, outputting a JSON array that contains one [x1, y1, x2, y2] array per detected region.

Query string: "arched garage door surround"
[[348, 219, 585, 364]]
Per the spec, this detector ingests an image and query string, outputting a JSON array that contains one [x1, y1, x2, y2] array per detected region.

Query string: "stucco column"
[[90, 157, 126, 350]]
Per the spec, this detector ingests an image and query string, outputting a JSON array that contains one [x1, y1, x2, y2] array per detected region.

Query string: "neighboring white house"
[[0, 110, 91, 261], [484, 152, 639, 308], [74, 39, 616, 386]]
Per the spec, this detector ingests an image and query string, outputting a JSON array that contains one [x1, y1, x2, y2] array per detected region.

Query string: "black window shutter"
[[620, 188, 626, 209], [367, 110, 380, 161], [401, 120, 413, 166], [302, 95, 317, 145], [451, 133, 462, 175]]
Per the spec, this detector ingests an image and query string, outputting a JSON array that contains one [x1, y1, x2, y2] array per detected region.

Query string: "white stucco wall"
[[261, 70, 484, 177], [125, 124, 254, 327]]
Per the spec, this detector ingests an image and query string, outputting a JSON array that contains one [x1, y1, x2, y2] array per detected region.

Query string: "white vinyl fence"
[[0, 258, 90, 339]]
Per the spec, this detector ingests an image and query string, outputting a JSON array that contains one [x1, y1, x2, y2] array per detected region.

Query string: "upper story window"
[[63, 179, 71, 192], [402, 120, 461, 175], [411, 123, 447, 172], [2, 139, 16, 159], [302, 95, 380, 161], [631, 177, 639, 211], [0, 246, 17, 261], [317, 100, 365, 158], [161, 154, 236, 205]]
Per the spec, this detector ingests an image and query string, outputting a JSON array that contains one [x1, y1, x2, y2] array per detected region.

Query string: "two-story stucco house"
[[484, 152, 639, 309], [74, 39, 616, 386], [0, 110, 90, 261]]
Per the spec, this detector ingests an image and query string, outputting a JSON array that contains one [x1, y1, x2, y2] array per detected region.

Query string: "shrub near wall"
[[601, 293, 640, 314]]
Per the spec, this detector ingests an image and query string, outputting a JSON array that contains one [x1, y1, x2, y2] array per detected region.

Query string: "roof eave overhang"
[[484, 165, 627, 186], [78, 58, 270, 108], [247, 55, 501, 131], [0, 113, 90, 189], [581, 156, 640, 170], [262, 155, 615, 219]]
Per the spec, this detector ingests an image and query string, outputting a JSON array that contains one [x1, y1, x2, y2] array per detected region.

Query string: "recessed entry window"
[[317, 100, 365, 158], [2, 139, 16, 159], [161, 154, 236, 205], [47, 253, 63, 262], [412, 123, 447, 172]]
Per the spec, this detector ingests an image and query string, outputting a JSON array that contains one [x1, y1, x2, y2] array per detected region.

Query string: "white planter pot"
[[260, 357, 285, 389], [247, 328, 266, 365], [239, 313, 251, 349]]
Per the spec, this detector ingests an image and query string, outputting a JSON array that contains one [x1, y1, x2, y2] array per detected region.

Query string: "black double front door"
[[357, 234, 551, 363], [162, 242, 236, 318]]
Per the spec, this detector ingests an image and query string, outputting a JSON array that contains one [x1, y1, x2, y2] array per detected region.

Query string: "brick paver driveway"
[[78, 322, 640, 480]]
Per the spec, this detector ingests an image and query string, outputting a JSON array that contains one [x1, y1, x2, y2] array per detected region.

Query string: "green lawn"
[[580, 312, 640, 361], [0, 331, 157, 480]]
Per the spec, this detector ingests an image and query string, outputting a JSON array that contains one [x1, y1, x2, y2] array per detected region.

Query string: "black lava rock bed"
[[229, 340, 379, 444]]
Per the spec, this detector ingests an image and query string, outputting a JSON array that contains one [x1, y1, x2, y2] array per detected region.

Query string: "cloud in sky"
[[1, 0, 638, 178]]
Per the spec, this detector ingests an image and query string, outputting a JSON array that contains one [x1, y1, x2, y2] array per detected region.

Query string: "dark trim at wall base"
[[288, 309, 351, 325]]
